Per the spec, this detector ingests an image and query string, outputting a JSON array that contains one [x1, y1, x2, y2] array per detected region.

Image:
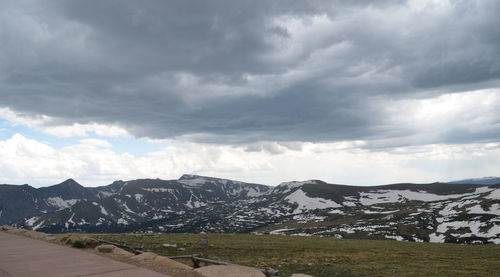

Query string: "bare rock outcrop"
[[129, 252, 202, 277], [153, 256, 193, 270], [60, 234, 81, 245], [195, 265, 266, 277], [80, 236, 100, 248], [130, 252, 158, 262], [96, 244, 135, 258]]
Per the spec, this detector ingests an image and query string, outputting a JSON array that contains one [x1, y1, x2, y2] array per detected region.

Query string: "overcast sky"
[[1, 0, 499, 187]]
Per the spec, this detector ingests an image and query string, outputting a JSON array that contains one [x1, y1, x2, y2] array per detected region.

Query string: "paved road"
[[0, 232, 170, 277]]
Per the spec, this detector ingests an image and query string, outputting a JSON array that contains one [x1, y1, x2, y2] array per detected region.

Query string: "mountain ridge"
[[0, 179, 126, 225], [447, 176, 500, 185], [3, 175, 500, 245]]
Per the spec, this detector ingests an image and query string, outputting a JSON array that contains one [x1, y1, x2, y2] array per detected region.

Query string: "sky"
[[1, 0, 499, 187]]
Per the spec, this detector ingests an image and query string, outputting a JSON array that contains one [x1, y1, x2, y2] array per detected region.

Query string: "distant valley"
[[1, 175, 500, 244]]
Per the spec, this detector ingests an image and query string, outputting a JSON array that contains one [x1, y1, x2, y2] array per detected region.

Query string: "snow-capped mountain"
[[447, 176, 500, 185], [15, 175, 270, 233], [5, 176, 500, 244], [258, 181, 500, 244], [0, 179, 124, 225]]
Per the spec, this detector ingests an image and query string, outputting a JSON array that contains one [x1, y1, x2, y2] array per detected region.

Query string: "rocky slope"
[[15, 175, 270, 233], [256, 181, 500, 244], [0, 179, 124, 225], [5, 175, 500, 244]]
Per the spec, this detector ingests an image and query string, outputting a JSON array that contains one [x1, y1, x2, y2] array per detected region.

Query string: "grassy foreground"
[[90, 233, 500, 276]]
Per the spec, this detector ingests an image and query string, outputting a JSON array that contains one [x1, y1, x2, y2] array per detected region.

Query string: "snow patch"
[[97, 191, 113, 198], [439, 202, 461, 216], [274, 180, 318, 193], [385, 235, 405, 241], [429, 233, 445, 243], [342, 201, 357, 207], [487, 188, 500, 200], [291, 233, 313, 237], [293, 213, 326, 223], [285, 188, 341, 214], [46, 197, 78, 210], [25, 216, 37, 227], [467, 204, 499, 214], [359, 187, 491, 206], [270, 228, 295, 235], [66, 212, 76, 229], [363, 209, 399, 214], [32, 220, 45, 231], [179, 178, 207, 187], [100, 206, 109, 216], [142, 187, 176, 193], [134, 194, 144, 202], [434, 219, 500, 239], [328, 209, 345, 214], [185, 197, 205, 208], [122, 202, 135, 214], [246, 187, 265, 197]]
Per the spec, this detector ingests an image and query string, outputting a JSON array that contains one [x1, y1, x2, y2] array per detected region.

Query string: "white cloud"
[[44, 123, 129, 138], [78, 138, 112, 148], [1, 133, 499, 187], [0, 107, 51, 128], [0, 107, 129, 138], [386, 89, 499, 131]]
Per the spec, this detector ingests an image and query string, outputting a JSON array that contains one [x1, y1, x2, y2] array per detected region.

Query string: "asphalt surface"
[[0, 232, 170, 277]]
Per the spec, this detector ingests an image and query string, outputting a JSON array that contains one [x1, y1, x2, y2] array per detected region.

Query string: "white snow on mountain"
[[122, 202, 135, 214], [328, 209, 345, 214], [25, 216, 37, 227], [467, 204, 500, 215], [273, 180, 319, 194], [246, 187, 266, 197], [359, 187, 492, 206], [142, 188, 176, 193], [179, 177, 210, 187], [185, 197, 205, 208], [269, 228, 295, 235], [100, 206, 108, 216], [486, 188, 500, 200], [45, 197, 79, 210], [285, 188, 341, 214], [96, 191, 113, 198], [134, 194, 143, 202], [429, 233, 445, 243], [32, 220, 45, 231], [293, 213, 326, 223]]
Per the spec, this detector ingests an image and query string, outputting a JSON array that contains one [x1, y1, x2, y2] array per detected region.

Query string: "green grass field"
[[90, 233, 500, 276]]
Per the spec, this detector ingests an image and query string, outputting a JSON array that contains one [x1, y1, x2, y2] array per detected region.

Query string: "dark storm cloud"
[[1, 0, 500, 145]]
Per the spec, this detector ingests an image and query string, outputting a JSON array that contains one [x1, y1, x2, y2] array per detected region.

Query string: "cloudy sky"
[[1, 0, 499, 187]]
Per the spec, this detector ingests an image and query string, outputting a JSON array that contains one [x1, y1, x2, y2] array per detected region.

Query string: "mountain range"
[[1, 175, 500, 244], [447, 177, 500, 185], [0, 178, 124, 226]]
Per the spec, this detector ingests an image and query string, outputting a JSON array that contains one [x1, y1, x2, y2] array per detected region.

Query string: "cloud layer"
[[1, 0, 499, 145], [1, 1, 499, 186], [2, 133, 499, 187]]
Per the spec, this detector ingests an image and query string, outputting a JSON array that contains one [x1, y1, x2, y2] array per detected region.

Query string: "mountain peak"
[[57, 178, 82, 187], [179, 174, 206, 180], [272, 180, 323, 194], [277, 180, 321, 188], [179, 174, 203, 180]]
